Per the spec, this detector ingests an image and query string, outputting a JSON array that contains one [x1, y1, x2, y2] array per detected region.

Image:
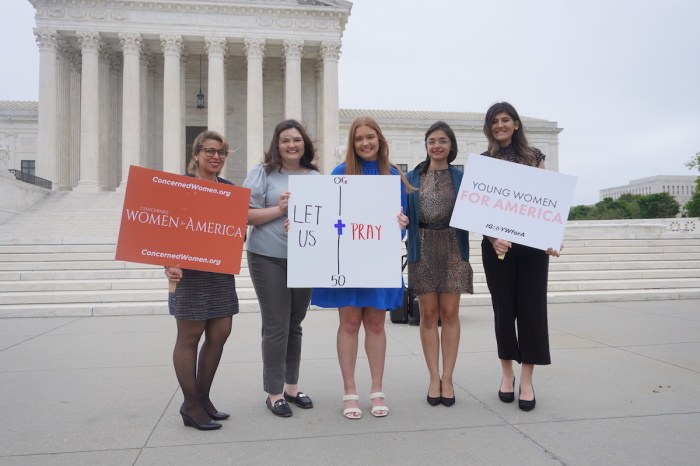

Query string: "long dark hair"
[[420, 120, 458, 174], [483, 102, 536, 166], [264, 119, 318, 174]]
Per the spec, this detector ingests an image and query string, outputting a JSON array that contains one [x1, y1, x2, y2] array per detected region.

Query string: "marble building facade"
[[24, 0, 352, 191], [600, 175, 698, 207]]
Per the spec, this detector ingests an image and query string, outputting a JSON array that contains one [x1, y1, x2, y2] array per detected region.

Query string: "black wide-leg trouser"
[[481, 238, 551, 365]]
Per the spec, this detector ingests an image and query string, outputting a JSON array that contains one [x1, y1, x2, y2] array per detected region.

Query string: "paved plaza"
[[1, 299, 699, 465]]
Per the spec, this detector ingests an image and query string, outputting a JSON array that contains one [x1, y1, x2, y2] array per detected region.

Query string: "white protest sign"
[[450, 154, 577, 251], [287, 175, 402, 288]]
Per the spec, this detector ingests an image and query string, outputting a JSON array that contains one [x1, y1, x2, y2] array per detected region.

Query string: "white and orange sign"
[[450, 154, 577, 251], [115, 165, 250, 274]]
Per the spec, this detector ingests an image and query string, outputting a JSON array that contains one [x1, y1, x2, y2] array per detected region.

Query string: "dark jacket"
[[405, 163, 470, 263]]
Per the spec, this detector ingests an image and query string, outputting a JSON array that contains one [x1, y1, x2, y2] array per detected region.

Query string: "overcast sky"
[[2, 0, 699, 205]]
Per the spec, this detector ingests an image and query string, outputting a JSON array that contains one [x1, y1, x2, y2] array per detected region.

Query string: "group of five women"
[[165, 102, 560, 430]]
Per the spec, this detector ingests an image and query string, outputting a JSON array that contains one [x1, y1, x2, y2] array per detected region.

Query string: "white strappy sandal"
[[370, 392, 389, 417], [342, 394, 362, 419]]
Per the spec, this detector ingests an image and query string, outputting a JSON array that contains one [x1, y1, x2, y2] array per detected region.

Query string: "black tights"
[[173, 316, 232, 424]]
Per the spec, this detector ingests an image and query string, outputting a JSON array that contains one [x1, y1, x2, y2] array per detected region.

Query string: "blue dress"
[[311, 160, 408, 310]]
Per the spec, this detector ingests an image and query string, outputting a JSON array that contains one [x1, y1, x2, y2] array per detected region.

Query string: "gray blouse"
[[243, 163, 320, 259]]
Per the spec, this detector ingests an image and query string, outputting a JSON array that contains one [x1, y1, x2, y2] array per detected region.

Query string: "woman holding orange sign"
[[165, 130, 238, 430]]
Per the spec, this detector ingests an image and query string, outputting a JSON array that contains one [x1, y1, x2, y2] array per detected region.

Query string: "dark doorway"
[[186, 126, 207, 169]]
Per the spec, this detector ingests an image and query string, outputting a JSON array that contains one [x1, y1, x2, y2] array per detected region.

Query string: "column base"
[[73, 180, 102, 192]]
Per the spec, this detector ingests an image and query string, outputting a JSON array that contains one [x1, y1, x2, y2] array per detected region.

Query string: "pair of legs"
[[500, 360, 535, 401], [173, 316, 232, 424], [481, 240, 551, 404], [248, 251, 311, 404], [337, 306, 388, 416], [418, 292, 461, 399]]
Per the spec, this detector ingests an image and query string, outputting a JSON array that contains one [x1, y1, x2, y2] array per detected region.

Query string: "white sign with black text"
[[287, 175, 402, 288]]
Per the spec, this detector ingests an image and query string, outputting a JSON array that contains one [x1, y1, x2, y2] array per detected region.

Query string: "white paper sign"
[[287, 175, 402, 288], [450, 154, 577, 251]]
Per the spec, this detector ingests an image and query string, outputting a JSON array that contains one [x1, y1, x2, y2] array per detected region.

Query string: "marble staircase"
[[0, 192, 698, 317]]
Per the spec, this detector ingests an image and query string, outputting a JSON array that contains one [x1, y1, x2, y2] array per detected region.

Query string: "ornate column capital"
[[118, 32, 143, 56], [205, 36, 228, 58], [77, 32, 102, 53], [160, 34, 183, 57], [320, 40, 342, 61], [180, 48, 190, 66], [110, 53, 122, 73], [244, 37, 266, 60], [283, 39, 304, 61], [34, 28, 59, 51]]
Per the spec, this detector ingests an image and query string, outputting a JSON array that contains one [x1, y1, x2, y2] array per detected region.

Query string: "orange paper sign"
[[115, 166, 250, 275]]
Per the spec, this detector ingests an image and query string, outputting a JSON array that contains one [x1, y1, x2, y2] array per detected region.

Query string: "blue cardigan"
[[405, 164, 470, 263]]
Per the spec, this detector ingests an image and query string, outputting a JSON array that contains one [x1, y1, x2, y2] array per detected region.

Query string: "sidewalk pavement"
[[1, 299, 699, 465]]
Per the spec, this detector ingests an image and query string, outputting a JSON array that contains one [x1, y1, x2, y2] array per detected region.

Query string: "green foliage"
[[568, 204, 591, 220], [586, 197, 632, 220], [686, 152, 700, 191], [638, 192, 680, 218], [685, 192, 700, 217]]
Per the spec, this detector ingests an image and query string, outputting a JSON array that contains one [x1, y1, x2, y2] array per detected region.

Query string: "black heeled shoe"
[[180, 406, 222, 430], [427, 381, 441, 406], [498, 377, 515, 403], [206, 410, 230, 420], [441, 382, 455, 407], [518, 385, 536, 412]]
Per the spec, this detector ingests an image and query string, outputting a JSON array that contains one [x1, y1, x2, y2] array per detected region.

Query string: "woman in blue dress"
[[312, 116, 413, 419]]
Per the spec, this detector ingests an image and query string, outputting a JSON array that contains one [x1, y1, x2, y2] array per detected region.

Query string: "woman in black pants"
[[480, 102, 561, 412]]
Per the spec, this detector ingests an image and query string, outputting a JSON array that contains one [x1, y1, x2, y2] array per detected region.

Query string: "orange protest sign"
[[115, 165, 250, 275]]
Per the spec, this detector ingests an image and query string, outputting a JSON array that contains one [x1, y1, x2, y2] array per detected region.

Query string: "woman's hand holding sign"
[[488, 236, 511, 259]]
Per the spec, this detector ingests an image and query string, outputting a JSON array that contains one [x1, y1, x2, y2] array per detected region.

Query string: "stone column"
[[118, 32, 142, 189], [160, 34, 183, 174], [68, 51, 81, 188], [315, 58, 324, 167], [109, 53, 121, 190], [98, 48, 111, 190], [75, 32, 102, 191], [320, 41, 341, 173], [56, 40, 72, 190], [245, 38, 265, 171], [181, 49, 188, 163], [283, 39, 304, 121], [205, 36, 228, 136], [34, 29, 59, 186]]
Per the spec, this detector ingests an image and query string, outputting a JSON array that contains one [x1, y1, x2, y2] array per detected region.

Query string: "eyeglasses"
[[427, 138, 450, 146], [200, 148, 228, 158]]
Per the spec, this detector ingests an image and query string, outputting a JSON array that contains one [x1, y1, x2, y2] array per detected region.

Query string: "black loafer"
[[284, 391, 314, 409], [266, 397, 293, 417]]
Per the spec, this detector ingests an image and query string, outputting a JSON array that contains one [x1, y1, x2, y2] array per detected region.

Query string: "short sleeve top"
[[243, 163, 320, 259], [482, 144, 545, 167]]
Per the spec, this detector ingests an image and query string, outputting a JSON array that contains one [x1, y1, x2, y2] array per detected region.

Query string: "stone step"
[[0, 299, 261, 318], [0, 287, 259, 305], [0, 260, 252, 275], [0, 276, 255, 292]]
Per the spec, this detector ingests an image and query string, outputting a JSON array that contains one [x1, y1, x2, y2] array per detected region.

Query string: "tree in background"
[[586, 197, 632, 220], [686, 151, 700, 190], [686, 192, 700, 217], [568, 204, 591, 220], [638, 192, 680, 218]]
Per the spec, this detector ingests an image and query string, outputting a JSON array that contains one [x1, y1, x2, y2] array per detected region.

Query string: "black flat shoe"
[[441, 383, 455, 407], [180, 407, 222, 431], [499, 377, 515, 403], [206, 410, 230, 420], [284, 391, 314, 409], [266, 397, 293, 417], [518, 386, 536, 412]]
